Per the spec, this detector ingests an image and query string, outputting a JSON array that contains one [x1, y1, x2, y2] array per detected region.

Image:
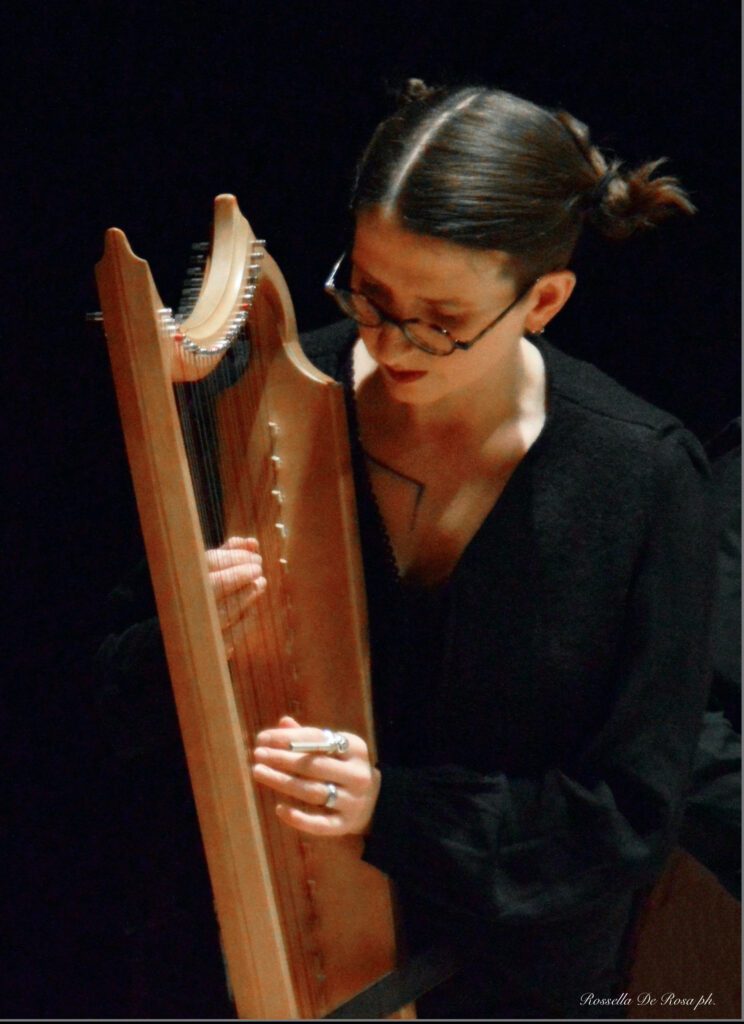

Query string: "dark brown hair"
[[350, 79, 695, 289]]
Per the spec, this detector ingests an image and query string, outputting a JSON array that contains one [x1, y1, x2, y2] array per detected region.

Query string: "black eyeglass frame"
[[324, 252, 538, 356]]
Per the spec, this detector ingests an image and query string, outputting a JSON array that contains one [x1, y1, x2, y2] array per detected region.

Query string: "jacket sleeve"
[[92, 556, 182, 766], [362, 429, 716, 928]]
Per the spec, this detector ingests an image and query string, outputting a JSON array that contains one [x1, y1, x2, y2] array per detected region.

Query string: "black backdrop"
[[4, 0, 740, 1017]]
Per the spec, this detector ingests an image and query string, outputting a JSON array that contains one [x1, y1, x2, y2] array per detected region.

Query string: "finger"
[[255, 725, 362, 758], [255, 724, 323, 749], [210, 559, 265, 601], [206, 550, 262, 576], [218, 581, 265, 629], [206, 546, 262, 574], [252, 763, 344, 808], [274, 802, 346, 836], [222, 536, 260, 552], [252, 746, 368, 790], [218, 576, 267, 628]]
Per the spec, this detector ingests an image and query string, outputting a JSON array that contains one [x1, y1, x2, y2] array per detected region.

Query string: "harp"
[[95, 194, 412, 1019]]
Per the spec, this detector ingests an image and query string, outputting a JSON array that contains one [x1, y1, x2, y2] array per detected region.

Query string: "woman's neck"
[[353, 335, 546, 454]]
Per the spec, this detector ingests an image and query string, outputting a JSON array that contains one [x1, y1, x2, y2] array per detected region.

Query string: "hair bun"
[[586, 165, 619, 209], [401, 78, 439, 103], [554, 109, 696, 236], [588, 158, 696, 238]]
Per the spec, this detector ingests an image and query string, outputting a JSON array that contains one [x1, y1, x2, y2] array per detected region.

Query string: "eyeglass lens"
[[331, 289, 454, 354]]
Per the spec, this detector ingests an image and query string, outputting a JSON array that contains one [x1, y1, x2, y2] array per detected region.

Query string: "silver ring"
[[327, 730, 349, 755], [289, 729, 350, 755], [323, 782, 338, 809]]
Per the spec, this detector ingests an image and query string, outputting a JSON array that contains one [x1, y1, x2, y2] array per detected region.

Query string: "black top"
[[301, 320, 716, 1017]]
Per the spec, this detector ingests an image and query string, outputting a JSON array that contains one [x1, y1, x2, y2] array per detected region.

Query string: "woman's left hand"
[[252, 716, 380, 837]]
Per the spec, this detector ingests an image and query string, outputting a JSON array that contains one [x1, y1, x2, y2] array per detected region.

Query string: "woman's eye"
[[358, 281, 385, 301], [432, 314, 462, 331]]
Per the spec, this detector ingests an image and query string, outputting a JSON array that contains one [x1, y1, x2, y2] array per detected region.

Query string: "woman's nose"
[[370, 320, 410, 360]]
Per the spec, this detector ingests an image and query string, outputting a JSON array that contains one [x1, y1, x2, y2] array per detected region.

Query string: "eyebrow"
[[352, 265, 468, 313]]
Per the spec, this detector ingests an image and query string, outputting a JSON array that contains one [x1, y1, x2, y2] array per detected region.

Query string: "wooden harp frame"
[[95, 194, 410, 1019]]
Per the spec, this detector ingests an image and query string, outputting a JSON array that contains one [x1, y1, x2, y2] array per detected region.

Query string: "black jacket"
[[302, 321, 716, 1017]]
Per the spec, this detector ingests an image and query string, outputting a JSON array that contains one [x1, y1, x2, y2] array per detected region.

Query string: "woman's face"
[[350, 207, 531, 406]]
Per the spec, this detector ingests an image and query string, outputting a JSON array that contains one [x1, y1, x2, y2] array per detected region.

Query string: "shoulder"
[[542, 339, 709, 479], [299, 319, 357, 380], [544, 339, 676, 432]]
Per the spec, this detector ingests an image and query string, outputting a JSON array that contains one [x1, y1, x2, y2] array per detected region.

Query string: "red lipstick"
[[382, 364, 427, 384]]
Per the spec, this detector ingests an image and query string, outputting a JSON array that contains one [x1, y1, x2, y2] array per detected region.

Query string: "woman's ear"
[[524, 270, 576, 333]]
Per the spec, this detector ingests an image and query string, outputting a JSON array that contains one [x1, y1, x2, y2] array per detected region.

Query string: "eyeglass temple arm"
[[324, 252, 347, 291]]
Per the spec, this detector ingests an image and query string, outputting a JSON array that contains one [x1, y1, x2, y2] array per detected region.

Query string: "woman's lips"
[[382, 364, 427, 384]]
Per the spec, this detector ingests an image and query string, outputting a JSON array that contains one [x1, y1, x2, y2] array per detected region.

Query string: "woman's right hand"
[[206, 536, 266, 659]]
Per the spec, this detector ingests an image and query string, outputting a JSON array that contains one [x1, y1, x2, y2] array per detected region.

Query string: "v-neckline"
[[344, 334, 555, 589]]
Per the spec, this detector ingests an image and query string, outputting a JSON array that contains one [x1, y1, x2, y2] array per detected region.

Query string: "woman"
[[105, 81, 714, 1017], [209, 81, 715, 1018]]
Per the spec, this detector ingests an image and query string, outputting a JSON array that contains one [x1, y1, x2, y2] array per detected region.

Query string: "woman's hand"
[[252, 715, 381, 837], [206, 536, 266, 659]]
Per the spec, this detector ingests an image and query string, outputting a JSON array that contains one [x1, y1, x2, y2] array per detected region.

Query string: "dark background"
[[4, 0, 740, 1018]]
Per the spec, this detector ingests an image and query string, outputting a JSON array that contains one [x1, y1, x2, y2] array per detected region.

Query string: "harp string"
[[172, 240, 225, 545], [171, 231, 249, 609], [171, 293, 296, 737], [226, 321, 296, 727]]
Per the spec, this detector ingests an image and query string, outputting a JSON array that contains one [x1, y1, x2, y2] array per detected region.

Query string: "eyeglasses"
[[324, 252, 536, 357]]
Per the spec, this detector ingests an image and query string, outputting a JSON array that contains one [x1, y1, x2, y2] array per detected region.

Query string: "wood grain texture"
[[96, 196, 409, 1019]]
